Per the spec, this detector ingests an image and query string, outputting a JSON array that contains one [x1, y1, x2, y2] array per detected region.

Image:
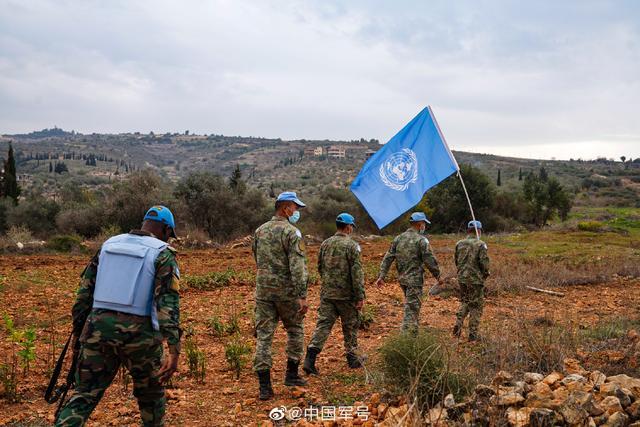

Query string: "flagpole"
[[456, 171, 480, 240]]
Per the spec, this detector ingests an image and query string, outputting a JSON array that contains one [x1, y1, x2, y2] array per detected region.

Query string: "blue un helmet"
[[467, 220, 483, 230], [409, 212, 431, 224], [336, 212, 356, 228], [276, 191, 306, 208], [144, 206, 177, 238]]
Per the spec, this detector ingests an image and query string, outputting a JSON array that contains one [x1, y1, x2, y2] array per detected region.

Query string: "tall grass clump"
[[377, 330, 471, 412]]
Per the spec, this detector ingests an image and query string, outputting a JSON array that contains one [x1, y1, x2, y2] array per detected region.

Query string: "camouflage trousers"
[[308, 299, 359, 354], [56, 310, 166, 427], [254, 299, 305, 371], [455, 282, 485, 337], [400, 284, 424, 332]]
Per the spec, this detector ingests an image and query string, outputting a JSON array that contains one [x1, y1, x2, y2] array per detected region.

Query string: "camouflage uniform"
[[252, 216, 308, 371], [56, 230, 181, 427], [378, 228, 440, 331], [454, 236, 490, 339], [308, 232, 365, 355]]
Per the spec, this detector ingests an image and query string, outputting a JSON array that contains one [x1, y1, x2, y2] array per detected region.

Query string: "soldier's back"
[[394, 229, 425, 279], [319, 234, 357, 300], [455, 237, 486, 284]]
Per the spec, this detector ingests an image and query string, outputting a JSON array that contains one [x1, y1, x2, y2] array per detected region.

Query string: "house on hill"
[[327, 145, 346, 159]]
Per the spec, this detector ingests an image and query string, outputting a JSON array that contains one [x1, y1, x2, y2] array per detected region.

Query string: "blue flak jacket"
[[350, 106, 459, 229]]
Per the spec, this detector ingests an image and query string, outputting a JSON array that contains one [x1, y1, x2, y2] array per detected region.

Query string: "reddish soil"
[[1, 239, 639, 426]]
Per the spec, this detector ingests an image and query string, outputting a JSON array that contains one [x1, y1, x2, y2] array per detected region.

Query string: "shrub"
[[7, 197, 60, 236], [183, 268, 240, 290], [224, 335, 252, 379], [46, 235, 83, 252], [358, 305, 376, 331], [183, 333, 206, 383], [577, 220, 604, 232], [377, 330, 471, 411], [56, 205, 105, 238]]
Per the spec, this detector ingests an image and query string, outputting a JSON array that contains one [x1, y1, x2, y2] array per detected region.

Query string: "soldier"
[[374, 212, 440, 332], [303, 213, 365, 375], [252, 191, 308, 400], [453, 220, 490, 341], [56, 206, 181, 427]]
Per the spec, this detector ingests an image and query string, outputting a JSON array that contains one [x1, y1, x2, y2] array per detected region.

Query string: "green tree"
[[518, 168, 523, 181], [497, 169, 502, 186], [522, 171, 572, 226], [229, 164, 245, 193], [422, 164, 495, 232], [3, 143, 20, 204]]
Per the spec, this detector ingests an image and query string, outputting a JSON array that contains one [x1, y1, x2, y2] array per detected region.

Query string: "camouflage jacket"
[[72, 230, 182, 354], [317, 232, 365, 301], [455, 237, 490, 285], [252, 216, 308, 301], [378, 228, 440, 287]]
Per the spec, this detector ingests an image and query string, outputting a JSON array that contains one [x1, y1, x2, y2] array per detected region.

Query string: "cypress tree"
[[518, 168, 523, 181], [497, 169, 502, 186], [3, 143, 20, 204]]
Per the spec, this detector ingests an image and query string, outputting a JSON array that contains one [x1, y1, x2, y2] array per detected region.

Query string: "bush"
[[224, 335, 252, 379], [377, 330, 471, 411], [56, 205, 105, 238], [184, 333, 206, 383], [183, 269, 236, 290], [7, 197, 60, 236], [358, 305, 376, 331], [46, 235, 83, 252], [577, 221, 604, 232]]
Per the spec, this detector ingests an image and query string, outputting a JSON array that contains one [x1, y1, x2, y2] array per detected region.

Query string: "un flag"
[[350, 106, 459, 228]]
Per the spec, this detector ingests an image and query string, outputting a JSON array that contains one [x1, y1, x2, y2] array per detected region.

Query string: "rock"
[[234, 403, 242, 415], [560, 392, 590, 425], [543, 372, 564, 387], [385, 405, 407, 422], [524, 373, 545, 384], [604, 411, 629, 427], [448, 402, 471, 421], [377, 403, 388, 419], [590, 371, 608, 387], [630, 423, 640, 427], [525, 384, 556, 410], [494, 370, 515, 386], [628, 329, 640, 343], [444, 393, 455, 409], [564, 358, 589, 376], [600, 382, 622, 397], [529, 408, 561, 427], [369, 392, 381, 406], [16, 242, 24, 250], [561, 374, 587, 386], [426, 407, 448, 424], [291, 387, 306, 398], [627, 400, 640, 419], [601, 396, 624, 415], [507, 407, 534, 427], [490, 392, 525, 406], [616, 388, 634, 408], [553, 386, 569, 402], [475, 384, 496, 398], [606, 374, 640, 391]]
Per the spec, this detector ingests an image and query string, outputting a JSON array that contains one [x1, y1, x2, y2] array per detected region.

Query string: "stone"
[[529, 408, 561, 427], [490, 392, 525, 407], [507, 407, 534, 427], [607, 374, 640, 391], [552, 386, 569, 402], [444, 393, 456, 409], [590, 371, 608, 387], [588, 417, 596, 427], [600, 382, 622, 397], [564, 358, 589, 376], [627, 400, 640, 419], [543, 372, 564, 387], [385, 405, 407, 422], [493, 370, 515, 386], [616, 388, 634, 408], [561, 374, 587, 386], [475, 384, 496, 398], [629, 329, 640, 343], [369, 392, 381, 406], [524, 373, 545, 384], [426, 407, 448, 424], [604, 411, 629, 427], [560, 393, 589, 425], [601, 396, 624, 415], [377, 403, 388, 419]]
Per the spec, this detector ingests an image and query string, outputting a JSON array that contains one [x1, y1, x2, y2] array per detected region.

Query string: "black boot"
[[303, 347, 320, 375], [257, 369, 274, 400], [284, 359, 307, 386], [346, 352, 364, 369]]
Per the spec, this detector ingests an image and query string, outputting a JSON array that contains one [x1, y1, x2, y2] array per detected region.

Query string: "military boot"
[[346, 352, 364, 369], [303, 347, 320, 375], [284, 359, 307, 386], [257, 370, 274, 400]]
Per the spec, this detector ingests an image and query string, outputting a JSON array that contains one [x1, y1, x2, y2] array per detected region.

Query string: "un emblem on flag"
[[379, 148, 418, 191]]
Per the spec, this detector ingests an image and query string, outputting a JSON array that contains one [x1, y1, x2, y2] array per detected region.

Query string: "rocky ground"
[[1, 237, 639, 426]]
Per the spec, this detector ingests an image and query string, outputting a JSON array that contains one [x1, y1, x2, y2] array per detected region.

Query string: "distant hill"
[[2, 129, 639, 207]]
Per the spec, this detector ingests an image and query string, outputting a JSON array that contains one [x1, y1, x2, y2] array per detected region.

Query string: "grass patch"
[[358, 305, 376, 331], [183, 268, 254, 290], [580, 317, 640, 342], [224, 335, 252, 379]]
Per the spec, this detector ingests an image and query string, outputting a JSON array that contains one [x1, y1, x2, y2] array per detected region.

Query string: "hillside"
[[1, 130, 639, 207]]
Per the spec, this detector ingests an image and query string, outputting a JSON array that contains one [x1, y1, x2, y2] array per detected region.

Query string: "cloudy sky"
[[1, 0, 639, 160]]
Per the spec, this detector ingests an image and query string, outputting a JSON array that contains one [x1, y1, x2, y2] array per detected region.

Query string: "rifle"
[[44, 331, 81, 421]]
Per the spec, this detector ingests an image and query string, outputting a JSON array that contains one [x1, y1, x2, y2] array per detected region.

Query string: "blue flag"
[[350, 106, 459, 229]]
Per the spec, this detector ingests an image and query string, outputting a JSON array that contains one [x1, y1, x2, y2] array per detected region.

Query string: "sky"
[[1, 0, 639, 160]]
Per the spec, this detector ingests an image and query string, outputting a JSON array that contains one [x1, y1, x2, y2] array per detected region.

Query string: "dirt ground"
[[1, 238, 639, 426]]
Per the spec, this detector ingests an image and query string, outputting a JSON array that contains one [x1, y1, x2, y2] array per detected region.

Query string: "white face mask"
[[288, 210, 300, 224]]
